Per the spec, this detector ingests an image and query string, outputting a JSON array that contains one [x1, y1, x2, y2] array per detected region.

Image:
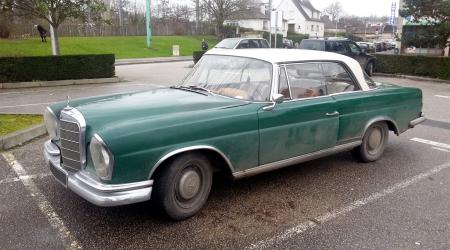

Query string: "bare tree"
[[11, 0, 106, 55], [201, 0, 252, 38], [323, 1, 343, 22]]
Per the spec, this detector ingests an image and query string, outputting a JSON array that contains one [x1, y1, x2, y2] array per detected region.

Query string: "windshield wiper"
[[187, 85, 213, 94], [170, 85, 208, 96]]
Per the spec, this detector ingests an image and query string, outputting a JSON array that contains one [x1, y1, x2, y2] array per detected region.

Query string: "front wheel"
[[352, 122, 389, 162], [153, 153, 213, 220]]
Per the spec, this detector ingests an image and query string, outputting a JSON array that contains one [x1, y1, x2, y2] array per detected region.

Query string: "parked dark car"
[[300, 38, 376, 76]]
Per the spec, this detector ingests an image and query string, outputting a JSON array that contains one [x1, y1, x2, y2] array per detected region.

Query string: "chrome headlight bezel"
[[89, 134, 114, 181], [44, 107, 59, 140]]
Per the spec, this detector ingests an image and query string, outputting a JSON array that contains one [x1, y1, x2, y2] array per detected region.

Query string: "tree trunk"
[[49, 24, 60, 55]]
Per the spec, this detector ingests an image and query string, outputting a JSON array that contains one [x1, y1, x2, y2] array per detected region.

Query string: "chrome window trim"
[[60, 107, 86, 168], [181, 54, 274, 103], [148, 145, 235, 179], [278, 60, 364, 91], [91, 133, 115, 181]]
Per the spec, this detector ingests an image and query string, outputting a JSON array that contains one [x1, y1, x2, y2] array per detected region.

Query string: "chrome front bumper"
[[44, 140, 153, 207]]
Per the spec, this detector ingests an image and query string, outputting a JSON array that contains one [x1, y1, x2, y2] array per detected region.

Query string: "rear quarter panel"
[[332, 84, 422, 142]]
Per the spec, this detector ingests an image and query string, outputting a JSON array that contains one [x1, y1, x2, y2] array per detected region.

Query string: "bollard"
[[172, 45, 180, 56]]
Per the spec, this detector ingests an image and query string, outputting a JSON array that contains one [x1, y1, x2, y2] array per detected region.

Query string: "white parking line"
[[0, 173, 51, 185], [433, 147, 450, 153], [410, 138, 450, 150], [435, 95, 450, 99], [1, 152, 81, 249], [247, 160, 450, 249]]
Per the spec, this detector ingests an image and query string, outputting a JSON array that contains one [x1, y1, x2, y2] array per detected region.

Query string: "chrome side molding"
[[232, 141, 361, 179]]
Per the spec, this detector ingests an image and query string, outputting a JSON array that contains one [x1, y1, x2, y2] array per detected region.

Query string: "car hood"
[[65, 88, 247, 128]]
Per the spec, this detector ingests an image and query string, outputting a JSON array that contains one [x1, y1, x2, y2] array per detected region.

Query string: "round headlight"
[[44, 107, 58, 139], [90, 134, 114, 180]]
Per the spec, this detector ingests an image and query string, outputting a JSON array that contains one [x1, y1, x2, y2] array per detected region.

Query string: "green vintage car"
[[44, 49, 425, 220]]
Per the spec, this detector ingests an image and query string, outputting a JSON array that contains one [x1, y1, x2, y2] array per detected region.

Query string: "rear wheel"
[[153, 153, 212, 220], [352, 122, 389, 162], [365, 61, 374, 76]]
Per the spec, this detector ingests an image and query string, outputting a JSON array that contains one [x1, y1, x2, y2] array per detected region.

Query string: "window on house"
[[311, 25, 314, 31]]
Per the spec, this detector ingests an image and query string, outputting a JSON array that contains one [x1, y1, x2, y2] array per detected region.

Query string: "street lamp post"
[[146, 0, 152, 48]]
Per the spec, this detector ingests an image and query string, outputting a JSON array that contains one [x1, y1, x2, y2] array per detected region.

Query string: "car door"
[[347, 41, 368, 67], [258, 63, 339, 165], [321, 62, 378, 143]]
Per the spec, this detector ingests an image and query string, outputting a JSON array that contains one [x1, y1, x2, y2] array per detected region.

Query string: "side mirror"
[[273, 94, 285, 104], [361, 48, 367, 53], [263, 94, 285, 111]]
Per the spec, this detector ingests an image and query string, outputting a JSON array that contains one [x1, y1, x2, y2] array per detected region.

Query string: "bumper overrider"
[[44, 140, 153, 206]]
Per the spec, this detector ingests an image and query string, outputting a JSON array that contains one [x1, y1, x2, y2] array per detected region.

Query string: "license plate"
[[49, 162, 68, 187]]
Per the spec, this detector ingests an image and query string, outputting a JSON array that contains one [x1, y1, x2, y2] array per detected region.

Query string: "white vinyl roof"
[[206, 48, 369, 90]]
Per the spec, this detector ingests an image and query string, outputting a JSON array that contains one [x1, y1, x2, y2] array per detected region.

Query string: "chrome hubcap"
[[368, 128, 382, 151], [178, 169, 201, 200]]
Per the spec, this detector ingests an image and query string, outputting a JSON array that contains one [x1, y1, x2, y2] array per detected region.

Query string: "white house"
[[275, 0, 324, 37], [223, 0, 323, 38], [223, 0, 271, 36]]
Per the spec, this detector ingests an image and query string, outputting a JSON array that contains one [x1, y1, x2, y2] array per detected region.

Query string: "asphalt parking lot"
[[1, 63, 450, 249]]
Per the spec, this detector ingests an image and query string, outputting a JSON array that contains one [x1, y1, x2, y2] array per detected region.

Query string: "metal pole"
[[146, 0, 151, 48], [269, 0, 272, 47], [274, 11, 278, 48]]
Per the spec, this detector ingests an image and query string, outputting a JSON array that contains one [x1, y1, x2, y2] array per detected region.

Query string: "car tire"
[[365, 61, 374, 76], [352, 122, 389, 162], [153, 153, 213, 221]]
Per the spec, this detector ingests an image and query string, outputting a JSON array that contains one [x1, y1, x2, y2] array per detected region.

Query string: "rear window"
[[215, 39, 240, 49], [299, 40, 325, 51]]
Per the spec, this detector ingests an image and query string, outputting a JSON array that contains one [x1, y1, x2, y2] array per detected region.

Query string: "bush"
[[193, 51, 206, 64], [287, 32, 309, 45], [262, 32, 283, 48], [374, 54, 450, 80], [0, 54, 115, 83]]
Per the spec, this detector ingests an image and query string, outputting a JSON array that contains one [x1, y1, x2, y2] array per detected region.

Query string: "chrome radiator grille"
[[59, 108, 86, 171]]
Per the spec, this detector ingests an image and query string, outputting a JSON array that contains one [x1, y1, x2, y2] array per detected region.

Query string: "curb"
[[373, 73, 450, 84], [0, 124, 47, 151], [0, 77, 121, 89], [115, 57, 192, 66]]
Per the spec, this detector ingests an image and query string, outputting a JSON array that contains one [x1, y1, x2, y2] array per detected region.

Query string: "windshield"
[[215, 39, 240, 49], [181, 55, 273, 102]]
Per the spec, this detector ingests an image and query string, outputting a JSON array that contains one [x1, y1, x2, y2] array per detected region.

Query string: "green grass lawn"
[[0, 36, 218, 59], [0, 114, 43, 136]]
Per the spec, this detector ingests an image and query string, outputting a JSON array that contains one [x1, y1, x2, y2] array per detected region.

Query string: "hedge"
[[374, 54, 450, 80], [0, 54, 115, 83]]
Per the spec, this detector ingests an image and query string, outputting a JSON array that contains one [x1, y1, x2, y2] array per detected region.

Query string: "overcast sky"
[[306, 0, 399, 17], [171, 0, 400, 17]]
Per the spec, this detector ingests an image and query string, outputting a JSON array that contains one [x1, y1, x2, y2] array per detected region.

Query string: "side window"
[[326, 41, 348, 53], [248, 40, 259, 48], [285, 63, 326, 99], [237, 40, 249, 48], [322, 63, 359, 94], [278, 67, 291, 99], [348, 42, 361, 54]]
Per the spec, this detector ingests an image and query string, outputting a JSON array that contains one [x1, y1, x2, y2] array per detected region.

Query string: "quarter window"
[[285, 63, 326, 99], [321, 63, 358, 94], [278, 67, 291, 99]]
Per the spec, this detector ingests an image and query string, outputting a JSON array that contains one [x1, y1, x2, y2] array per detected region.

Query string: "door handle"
[[325, 111, 339, 116]]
